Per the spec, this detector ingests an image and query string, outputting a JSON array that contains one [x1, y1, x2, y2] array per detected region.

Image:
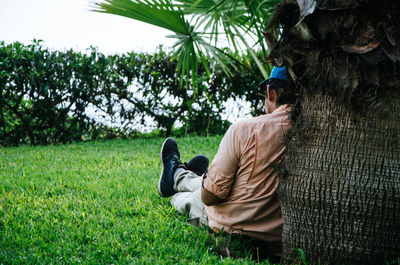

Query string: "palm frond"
[[169, 28, 237, 88], [93, 0, 189, 34], [175, 0, 272, 76], [93, 0, 280, 88]]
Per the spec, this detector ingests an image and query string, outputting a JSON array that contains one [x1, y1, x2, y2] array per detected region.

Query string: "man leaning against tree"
[[157, 66, 295, 260]]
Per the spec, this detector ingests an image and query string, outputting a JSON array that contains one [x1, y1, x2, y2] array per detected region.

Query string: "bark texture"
[[266, 0, 400, 263], [280, 91, 400, 264]]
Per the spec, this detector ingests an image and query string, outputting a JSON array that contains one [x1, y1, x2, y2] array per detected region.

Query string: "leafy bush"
[[0, 41, 263, 146]]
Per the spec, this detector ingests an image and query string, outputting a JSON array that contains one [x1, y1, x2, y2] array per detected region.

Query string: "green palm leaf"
[[94, 0, 239, 87], [175, 0, 277, 78], [93, 0, 189, 34], [93, 0, 281, 87]]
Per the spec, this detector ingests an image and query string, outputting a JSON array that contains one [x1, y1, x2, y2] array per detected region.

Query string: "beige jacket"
[[203, 105, 291, 254]]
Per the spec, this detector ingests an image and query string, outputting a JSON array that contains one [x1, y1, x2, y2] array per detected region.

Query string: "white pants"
[[170, 170, 208, 226]]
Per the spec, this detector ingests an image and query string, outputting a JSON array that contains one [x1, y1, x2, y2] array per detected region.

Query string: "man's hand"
[[201, 186, 224, 206]]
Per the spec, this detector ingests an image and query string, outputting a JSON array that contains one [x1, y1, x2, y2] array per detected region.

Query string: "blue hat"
[[259, 66, 287, 89]]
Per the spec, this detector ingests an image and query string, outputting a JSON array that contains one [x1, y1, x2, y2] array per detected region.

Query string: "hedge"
[[0, 40, 263, 146]]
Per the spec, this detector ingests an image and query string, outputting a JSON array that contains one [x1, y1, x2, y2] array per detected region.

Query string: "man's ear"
[[267, 85, 277, 102]]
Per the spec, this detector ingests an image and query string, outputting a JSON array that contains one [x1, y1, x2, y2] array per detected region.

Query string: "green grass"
[[0, 137, 274, 264]]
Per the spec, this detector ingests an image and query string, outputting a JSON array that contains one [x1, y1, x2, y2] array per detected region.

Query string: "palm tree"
[[92, 0, 281, 87], [267, 0, 400, 264]]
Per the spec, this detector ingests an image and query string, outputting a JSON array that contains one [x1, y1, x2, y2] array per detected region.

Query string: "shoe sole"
[[158, 137, 171, 197]]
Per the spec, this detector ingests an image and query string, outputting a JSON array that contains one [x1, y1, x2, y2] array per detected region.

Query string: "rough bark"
[[280, 90, 400, 264]]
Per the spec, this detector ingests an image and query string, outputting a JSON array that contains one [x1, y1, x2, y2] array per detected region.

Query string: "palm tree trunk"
[[279, 90, 400, 264]]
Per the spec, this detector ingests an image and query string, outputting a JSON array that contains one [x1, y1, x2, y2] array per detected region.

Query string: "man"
[[157, 66, 294, 257]]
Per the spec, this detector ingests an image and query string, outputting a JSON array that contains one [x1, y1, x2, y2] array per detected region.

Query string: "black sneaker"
[[185, 155, 209, 176], [158, 137, 184, 197]]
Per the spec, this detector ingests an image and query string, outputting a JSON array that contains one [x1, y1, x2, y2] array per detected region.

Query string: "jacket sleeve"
[[202, 124, 240, 200]]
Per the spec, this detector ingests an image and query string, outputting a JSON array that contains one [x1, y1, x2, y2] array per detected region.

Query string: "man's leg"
[[170, 169, 207, 225], [158, 137, 208, 197], [158, 137, 209, 225]]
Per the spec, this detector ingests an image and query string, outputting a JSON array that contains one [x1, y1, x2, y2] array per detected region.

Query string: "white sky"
[[0, 0, 175, 54]]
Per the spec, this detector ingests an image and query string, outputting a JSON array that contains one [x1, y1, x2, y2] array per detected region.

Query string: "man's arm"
[[201, 185, 224, 206], [201, 124, 240, 206]]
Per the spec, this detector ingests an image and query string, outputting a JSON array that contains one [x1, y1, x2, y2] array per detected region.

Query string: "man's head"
[[259, 66, 295, 113]]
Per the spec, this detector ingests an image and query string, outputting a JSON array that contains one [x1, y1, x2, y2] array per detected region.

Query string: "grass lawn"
[[0, 137, 275, 264]]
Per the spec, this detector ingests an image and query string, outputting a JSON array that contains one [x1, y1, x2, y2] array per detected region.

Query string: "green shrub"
[[0, 41, 263, 146]]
